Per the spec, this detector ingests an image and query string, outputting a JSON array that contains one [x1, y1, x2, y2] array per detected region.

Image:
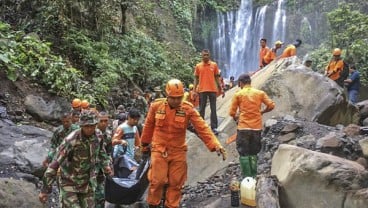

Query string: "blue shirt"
[[347, 70, 360, 91], [113, 121, 138, 160]]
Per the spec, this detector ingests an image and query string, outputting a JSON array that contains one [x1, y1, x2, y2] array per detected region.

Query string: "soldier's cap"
[[275, 40, 283, 45], [79, 110, 98, 126]]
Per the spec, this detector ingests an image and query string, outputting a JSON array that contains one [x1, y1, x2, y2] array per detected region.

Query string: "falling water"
[[210, 0, 287, 78], [271, 0, 287, 44]]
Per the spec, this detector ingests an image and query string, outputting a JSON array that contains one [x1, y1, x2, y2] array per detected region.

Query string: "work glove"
[[141, 143, 151, 160], [216, 146, 227, 161]]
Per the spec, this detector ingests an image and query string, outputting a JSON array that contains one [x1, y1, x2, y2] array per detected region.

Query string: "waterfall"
[[271, 0, 287, 44], [210, 0, 287, 78]]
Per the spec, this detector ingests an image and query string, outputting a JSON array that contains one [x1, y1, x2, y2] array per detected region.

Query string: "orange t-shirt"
[[280, 44, 296, 58], [229, 85, 275, 130], [325, 59, 344, 81], [259, 47, 270, 67], [263, 48, 277, 64], [194, 61, 219, 93]]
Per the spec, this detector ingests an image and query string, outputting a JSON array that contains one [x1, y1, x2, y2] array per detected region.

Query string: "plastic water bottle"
[[230, 177, 240, 207]]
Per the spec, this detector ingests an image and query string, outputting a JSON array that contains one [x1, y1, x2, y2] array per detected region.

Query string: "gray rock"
[[271, 144, 368, 208], [24, 95, 70, 122], [359, 137, 368, 157], [277, 132, 296, 143], [0, 178, 42, 208]]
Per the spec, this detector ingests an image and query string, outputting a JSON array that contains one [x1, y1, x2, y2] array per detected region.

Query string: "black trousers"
[[236, 129, 262, 156], [198, 92, 218, 129]]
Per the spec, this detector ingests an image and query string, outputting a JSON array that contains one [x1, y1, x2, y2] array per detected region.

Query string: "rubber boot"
[[249, 155, 257, 178], [239, 156, 252, 178]]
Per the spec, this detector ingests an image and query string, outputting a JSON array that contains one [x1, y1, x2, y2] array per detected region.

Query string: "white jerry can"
[[240, 177, 256, 206]]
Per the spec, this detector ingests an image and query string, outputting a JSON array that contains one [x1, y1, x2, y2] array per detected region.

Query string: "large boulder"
[[251, 58, 359, 126], [0, 178, 42, 208], [24, 95, 70, 122], [0, 119, 51, 177], [271, 144, 368, 208]]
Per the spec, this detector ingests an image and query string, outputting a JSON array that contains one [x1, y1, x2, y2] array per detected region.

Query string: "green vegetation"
[[200, 0, 240, 12], [0, 0, 198, 107], [0, 22, 82, 97], [309, 3, 368, 84]]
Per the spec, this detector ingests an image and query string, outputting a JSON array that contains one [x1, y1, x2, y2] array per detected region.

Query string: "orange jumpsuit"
[[229, 85, 275, 130], [141, 99, 222, 208], [280, 44, 296, 58], [325, 59, 344, 81]]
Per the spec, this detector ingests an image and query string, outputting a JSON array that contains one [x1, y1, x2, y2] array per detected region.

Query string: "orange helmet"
[[332, 48, 342, 56], [165, 79, 184, 97], [72, 98, 81, 108], [81, 100, 90, 109]]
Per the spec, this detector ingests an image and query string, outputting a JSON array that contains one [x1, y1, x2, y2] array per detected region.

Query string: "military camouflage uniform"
[[95, 128, 112, 208], [41, 128, 110, 207], [46, 123, 79, 163]]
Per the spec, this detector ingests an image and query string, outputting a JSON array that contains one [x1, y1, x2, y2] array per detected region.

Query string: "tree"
[[326, 3, 368, 84]]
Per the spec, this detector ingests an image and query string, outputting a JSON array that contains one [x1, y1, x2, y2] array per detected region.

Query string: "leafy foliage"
[[326, 3, 368, 84], [200, 0, 240, 12], [0, 21, 83, 97]]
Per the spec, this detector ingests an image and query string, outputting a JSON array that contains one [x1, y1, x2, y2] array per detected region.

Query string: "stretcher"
[[105, 156, 150, 205]]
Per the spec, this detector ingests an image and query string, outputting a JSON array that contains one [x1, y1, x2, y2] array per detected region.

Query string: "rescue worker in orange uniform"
[[259, 38, 270, 69], [193, 49, 222, 135], [325, 48, 345, 87], [280, 39, 302, 58], [263, 40, 283, 66], [229, 74, 275, 178], [140, 79, 227, 208]]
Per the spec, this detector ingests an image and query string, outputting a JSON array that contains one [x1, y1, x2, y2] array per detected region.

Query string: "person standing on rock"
[[140, 78, 227, 208], [39, 110, 112, 207], [325, 48, 347, 87], [95, 111, 113, 208], [259, 38, 270, 69], [42, 112, 79, 168], [193, 49, 222, 135], [229, 74, 275, 178], [344, 64, 360, 104]]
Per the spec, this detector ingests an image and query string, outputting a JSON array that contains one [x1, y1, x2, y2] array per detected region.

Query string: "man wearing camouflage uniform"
[[39, 111, 112, 207], [95, 111, 113, 208], [130, 88, 148, 117], [42, 112, 79, 167]]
